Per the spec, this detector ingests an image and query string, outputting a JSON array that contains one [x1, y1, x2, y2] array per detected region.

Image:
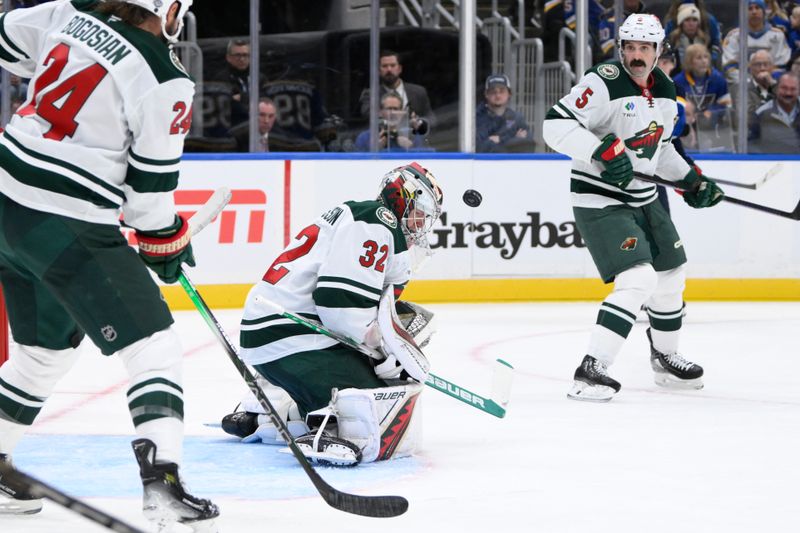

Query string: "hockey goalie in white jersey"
[[221, 162, 443, 466]]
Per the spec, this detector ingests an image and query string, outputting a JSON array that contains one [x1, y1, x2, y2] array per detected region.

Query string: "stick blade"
[[491, 358, 514, 408], [321, 490, 409, 518]]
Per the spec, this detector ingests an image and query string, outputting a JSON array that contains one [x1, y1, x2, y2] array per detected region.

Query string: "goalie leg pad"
[[335, 383, 424, 463], [234, 374, 308, 443]]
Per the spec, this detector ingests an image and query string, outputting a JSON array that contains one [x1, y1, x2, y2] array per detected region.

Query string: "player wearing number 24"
[[543, 14, 725, 403], [0, 0, 218, 530], [221, 163, 443, 467]]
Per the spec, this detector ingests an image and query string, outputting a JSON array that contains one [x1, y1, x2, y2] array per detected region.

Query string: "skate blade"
[[567, 381, 616, 402], [654, 373, 704, 390], [0, 497, 43, 515]]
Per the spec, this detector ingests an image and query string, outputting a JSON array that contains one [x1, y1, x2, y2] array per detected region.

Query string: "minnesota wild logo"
[[624, 121, 664, 160], [620, 237, 638, 251]]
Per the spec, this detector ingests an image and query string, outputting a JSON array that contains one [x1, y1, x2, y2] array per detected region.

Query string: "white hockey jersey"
[[240, 200, 412, 366], [543, 61, 691, 209], [0, 0, 194, 231], [721, 25, 791, 83]]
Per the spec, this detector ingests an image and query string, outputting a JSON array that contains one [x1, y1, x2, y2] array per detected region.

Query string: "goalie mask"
[[617, 14, 665, 77], [123, 0, 193, 43], [377, 163, 443, 246]]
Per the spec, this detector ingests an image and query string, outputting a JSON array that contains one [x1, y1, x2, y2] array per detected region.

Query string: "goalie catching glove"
[[366, 288, 432, 383], [136, 214, 195, 283]]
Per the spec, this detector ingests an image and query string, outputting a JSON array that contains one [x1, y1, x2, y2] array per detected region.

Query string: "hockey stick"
[[178, 271, 408, 518], [255, 296, 514, 419], [710, 163, 783, 190], [634, 171, 800, 220], [0, 462, 145, 533]]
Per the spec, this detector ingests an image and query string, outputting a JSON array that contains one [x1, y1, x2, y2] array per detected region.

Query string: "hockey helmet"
[[122, 0, 193, 43], [617, 14, 665, 74], [377, 162, 443, 245]]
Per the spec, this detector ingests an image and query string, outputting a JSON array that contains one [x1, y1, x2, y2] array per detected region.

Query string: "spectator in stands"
[[231, 97, 277, 153], [789, 5, 800, 53], [262, 64, 336, 152], [358, 50, 435, 131], [663, 1, 722, 67], [681, 97, 700, 150], [354, 92, 429, 152], [543, 0, 609, 63], [790, 49, 800, 78], [765, 0, 792, 34], [732, 50, 779, 115], [748, 72, 800, 152], [673, 44, 732, 119], [476, 74, 533, 153], [722, 0, 791, 83], [667, 3, 716, 70], [210, 39, 267, 128]]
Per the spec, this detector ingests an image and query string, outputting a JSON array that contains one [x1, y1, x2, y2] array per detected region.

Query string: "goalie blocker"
[[222, 293, 434, 465]]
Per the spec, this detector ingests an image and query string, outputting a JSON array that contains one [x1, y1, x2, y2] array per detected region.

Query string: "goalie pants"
[[254, 344, 387, 417]]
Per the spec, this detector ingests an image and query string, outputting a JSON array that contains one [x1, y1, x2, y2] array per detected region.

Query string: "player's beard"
[[381, 72, 399, 87]]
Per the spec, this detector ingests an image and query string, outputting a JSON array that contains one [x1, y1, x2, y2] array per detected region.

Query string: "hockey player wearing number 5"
[[221, 163, 443, 467], [543, 14, 725, 403], [0, 0, 220, 530]]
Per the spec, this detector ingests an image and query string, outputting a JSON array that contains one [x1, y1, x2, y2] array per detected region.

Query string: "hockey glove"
[[592, 133, 633, 189], [676, 168, 724, 209], [136, 214, 196, 284]]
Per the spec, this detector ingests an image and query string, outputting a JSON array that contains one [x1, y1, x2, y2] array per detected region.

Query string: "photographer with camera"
[[354, 92, 430, 151]]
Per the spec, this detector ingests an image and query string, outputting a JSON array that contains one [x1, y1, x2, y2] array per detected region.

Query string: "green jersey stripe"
[[0, 14, 29, 59], [556, 102, 577, 119], [3, 132, 125, 200], [240, 322, 324, 349], [571, 175, 656, 204], [317, 276, 382, 296], [125, 164, 179, 193], [313, 287, 378, 309], [129, 150, 182, 167], [572, 170, 655, 194], [242, 312, 320, 327]]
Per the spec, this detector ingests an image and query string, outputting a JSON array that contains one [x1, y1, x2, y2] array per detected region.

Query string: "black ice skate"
[[291, 430, 362, 467], [567, 355, 622, 402], [0, 454, 43, 515], [647, 328, 704, 390], [132, 439, 219, 533], [221, 410, 259, 438]]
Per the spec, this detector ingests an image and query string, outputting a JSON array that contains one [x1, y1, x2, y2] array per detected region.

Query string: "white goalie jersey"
[[0, 0, 194, 231], [240, 200, 413, 366], [543, 61, 692, 210]]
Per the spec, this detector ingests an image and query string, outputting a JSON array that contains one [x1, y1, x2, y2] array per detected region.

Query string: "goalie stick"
[[255, 296, 514, 419], [710, 163, 783, 190], [634, 171, 800, 221], [0, 462, 145, 533], [178, 271, 408, 518]]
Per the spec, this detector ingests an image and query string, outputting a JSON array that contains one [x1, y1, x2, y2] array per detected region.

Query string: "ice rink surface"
[[2, 301, 799, 533]]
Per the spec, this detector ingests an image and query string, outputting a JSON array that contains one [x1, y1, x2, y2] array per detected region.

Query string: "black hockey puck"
[[462, 189, 483, 207]]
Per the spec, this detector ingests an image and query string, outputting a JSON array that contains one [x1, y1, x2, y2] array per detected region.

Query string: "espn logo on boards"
[[123, 189, 267, 244]]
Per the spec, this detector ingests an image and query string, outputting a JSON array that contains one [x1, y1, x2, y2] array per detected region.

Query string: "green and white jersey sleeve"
[[0, 0, 194, 231], [543, 61, 691, 209], [240, 200, 411, 366]]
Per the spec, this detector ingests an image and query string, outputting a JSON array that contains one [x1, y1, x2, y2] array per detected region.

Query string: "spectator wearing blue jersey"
[[674, 44, 732, 116], [765, 0, 792, 35], [476, 74, 533, 153], [663, 1, 722, 67], [542, 0, 607, 63]]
